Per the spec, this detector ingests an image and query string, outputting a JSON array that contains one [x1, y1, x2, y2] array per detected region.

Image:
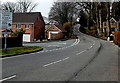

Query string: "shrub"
[[63, 22, 74, 38], [11, 28, 26, 37]]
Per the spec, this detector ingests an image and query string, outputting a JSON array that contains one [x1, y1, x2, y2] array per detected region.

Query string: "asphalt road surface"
[[1, 32, 119, 82]]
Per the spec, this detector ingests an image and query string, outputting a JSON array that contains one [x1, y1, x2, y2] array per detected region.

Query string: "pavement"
[[1, 31, 119, 82]]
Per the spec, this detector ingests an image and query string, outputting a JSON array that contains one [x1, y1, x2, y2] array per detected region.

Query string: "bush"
[[63, 22, 74, 38], [11, 28, 26, 37]]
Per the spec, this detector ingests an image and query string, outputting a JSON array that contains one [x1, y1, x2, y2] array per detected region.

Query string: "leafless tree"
[[17, 0, 38, 13], [49, 2, 77, 26], [1, 2, 17, 12], [1, 0, 38, 13]]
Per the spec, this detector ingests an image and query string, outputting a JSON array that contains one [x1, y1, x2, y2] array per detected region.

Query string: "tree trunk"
[[95, 3, 100, 37], [99, 9, 102, 35], [107, 2, 111, 37]]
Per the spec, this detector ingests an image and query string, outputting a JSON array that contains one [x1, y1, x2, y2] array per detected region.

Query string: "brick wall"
[[34, 19, 45, 40]]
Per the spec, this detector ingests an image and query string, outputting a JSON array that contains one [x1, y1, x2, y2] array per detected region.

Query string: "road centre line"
[[75, 39, 80, 45], [76, 50, 87, 55], [40, 39, 80, 53], [43, 57, 69, 67], [71, 39, 78, 46], [0, 75, 16, 82], [89, 46, 93, 49]]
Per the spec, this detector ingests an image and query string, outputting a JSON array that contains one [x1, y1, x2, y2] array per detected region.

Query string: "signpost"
[[0, 10, 12, 49]]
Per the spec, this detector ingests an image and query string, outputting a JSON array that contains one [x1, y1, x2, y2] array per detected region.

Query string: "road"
[[1, 32, 119, 82]]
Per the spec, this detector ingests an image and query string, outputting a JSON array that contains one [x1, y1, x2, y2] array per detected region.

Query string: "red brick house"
[[46, 25, 66, 40], [12, 12, 45, 42]]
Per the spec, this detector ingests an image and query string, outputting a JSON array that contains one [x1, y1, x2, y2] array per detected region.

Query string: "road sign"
[[0, 10, 12, 29]]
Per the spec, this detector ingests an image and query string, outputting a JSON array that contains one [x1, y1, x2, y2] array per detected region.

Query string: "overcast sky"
[[0, 0, 54, 17]]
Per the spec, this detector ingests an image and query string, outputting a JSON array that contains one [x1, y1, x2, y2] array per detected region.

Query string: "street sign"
[[0, 10, 12, 29]]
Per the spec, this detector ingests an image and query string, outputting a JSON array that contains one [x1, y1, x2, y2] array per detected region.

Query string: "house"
[[103, 17, 120, 35], [12, 12, 45, 42], [46, 25, 66, 40]]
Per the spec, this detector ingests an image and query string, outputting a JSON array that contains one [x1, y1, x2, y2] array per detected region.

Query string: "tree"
[[49, 2, 77, 26], [106, 2, 112, 37], [1, 0, 38, 13], [77, 2, 109, 37], [1, 2, 17, 12], [63, 22, 74, 38], [17, 0, 38, 13], [112, 1, 120, 18]]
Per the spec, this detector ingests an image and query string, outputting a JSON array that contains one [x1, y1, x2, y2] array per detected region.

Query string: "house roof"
[[110, 17, 117, 22], [46, 24, 66, 32], [13, 12, 44, 23], [111, 17, 120, 22]]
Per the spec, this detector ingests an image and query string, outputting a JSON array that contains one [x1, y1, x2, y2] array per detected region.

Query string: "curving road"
[[1, 32, 119, 82]]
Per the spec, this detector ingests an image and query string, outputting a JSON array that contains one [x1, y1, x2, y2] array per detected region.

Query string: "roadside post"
[[0, 10, 12, 50]]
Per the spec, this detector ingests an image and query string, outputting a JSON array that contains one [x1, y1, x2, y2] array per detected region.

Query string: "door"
[[23, 34, 31, 42]]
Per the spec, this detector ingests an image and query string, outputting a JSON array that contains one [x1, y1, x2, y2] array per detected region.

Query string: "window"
[[111, 28, 115, 31], [17, 24, 21, 29], [26, 24, 29, 29]]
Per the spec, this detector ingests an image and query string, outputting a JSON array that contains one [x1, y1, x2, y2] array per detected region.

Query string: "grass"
[[0, 46, 43, 57]]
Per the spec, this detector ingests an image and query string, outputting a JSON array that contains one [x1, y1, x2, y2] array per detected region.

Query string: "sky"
[[0, 0, 54, 17]]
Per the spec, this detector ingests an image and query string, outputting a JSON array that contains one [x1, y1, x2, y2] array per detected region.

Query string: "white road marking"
[[71, 39, 78, 46], [76, 37, 95, 55], [89, 46, 93, 49], [57, 43, 66, 45], [0, 75, 16, 82], [2, 39, 80, 60], [43, 57, 69, 67], [76, 50, 86, 55], [48, 45, 59, 47], [75, 39, 80, 45]]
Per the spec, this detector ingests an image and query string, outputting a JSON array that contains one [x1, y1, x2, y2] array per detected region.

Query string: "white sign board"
[[0, 10, 12, 29]]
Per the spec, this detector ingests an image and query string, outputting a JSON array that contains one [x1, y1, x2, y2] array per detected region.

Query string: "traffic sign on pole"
[[0, 10, 12, 29], [0, 10, 12, 50]]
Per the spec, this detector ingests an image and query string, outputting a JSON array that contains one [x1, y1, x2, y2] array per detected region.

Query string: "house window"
[[111, 28, 115, 31], [26, 24, 29, 29], [17, 24, 21, 29]]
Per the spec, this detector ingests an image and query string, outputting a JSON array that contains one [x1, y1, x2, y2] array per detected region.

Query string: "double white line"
[[71, 39, 80, 46]]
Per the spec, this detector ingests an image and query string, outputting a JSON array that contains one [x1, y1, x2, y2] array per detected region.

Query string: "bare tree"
[[17, 0, 38, 13], [1, 2, 17, 12], [49, 2, 77, 26], [1, 0, 38, 13]]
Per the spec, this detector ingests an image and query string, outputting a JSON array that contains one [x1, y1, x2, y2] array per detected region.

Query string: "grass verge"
[[0, 46, 43, 57]]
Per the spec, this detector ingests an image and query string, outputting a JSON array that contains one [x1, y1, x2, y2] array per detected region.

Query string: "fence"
[[114, 32, 120, 46], [0, 36, 23, 49]]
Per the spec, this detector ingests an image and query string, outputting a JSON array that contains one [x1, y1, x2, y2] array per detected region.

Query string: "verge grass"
[[0, 46, 43, 57]]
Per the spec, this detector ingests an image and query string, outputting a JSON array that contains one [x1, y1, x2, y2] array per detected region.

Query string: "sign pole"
[[4, 29, 7, 50]]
